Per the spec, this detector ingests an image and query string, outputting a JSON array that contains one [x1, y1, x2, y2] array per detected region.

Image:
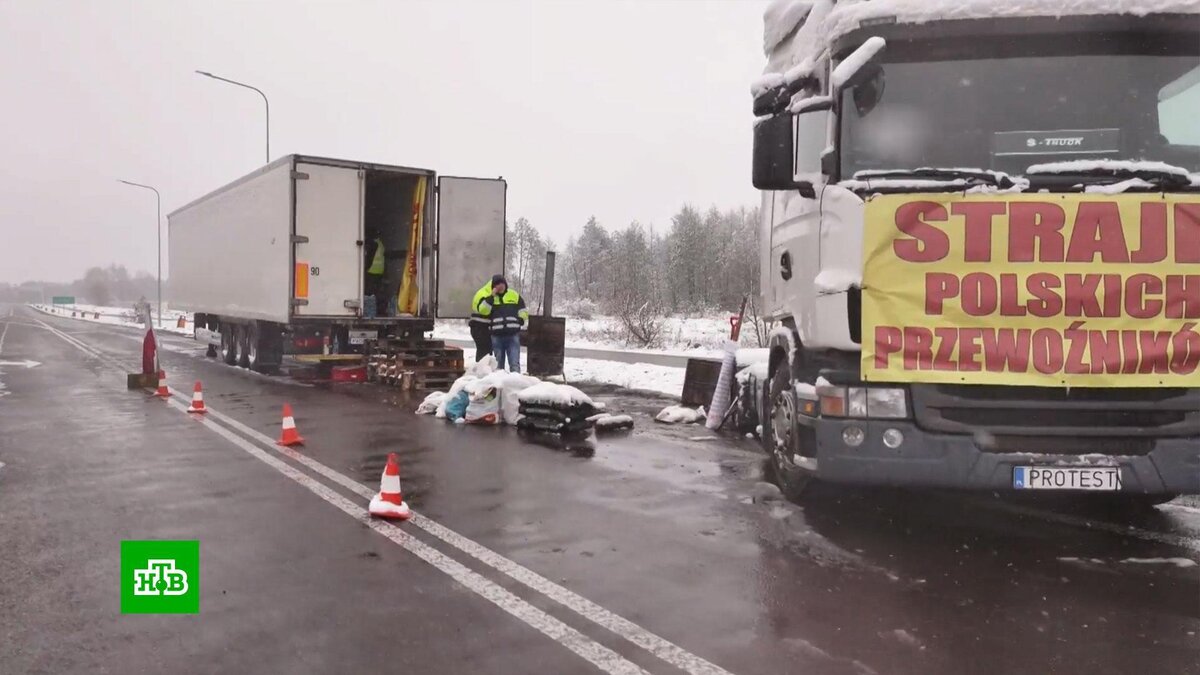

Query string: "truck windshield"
[[839, 49, 1200, 180]]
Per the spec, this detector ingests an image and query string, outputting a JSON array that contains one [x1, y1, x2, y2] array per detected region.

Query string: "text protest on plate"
[[861, 193, 1200, 387]]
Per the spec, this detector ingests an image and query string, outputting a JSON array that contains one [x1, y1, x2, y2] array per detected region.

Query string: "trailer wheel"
[[236, 325, 252, 368], [764, 364, 817, 502], [220, 323, 239, 365]]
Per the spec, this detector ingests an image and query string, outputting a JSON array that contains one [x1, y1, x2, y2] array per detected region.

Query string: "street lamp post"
[[117, 180, 162, 328], [195, 70, 270, 163]]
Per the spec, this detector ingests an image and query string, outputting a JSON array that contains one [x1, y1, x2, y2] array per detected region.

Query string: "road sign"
[[51, 296, 75, 305]]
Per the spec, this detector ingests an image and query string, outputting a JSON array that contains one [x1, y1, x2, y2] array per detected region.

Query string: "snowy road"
[[2, 303, 1199, 675]]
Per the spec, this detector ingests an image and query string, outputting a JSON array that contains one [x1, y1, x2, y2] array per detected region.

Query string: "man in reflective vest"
[[364, 230, 386, 317], [470, 280, 495, 361], [476, 274, 528, 372]]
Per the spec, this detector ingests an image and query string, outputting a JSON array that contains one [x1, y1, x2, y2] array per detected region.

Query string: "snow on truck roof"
[[756, 0, 1200, 94]]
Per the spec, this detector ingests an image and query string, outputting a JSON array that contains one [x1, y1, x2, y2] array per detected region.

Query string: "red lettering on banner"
[[953, 202, 1005, 262], [925, 273, 959, 315], [1088, 330, 1122, 374], [874, 326, 902, 368], [1063, 274, 1103, 317], [1177, 204, 1200, 263], [961, 273, 997, 317], [1102, 274, 1122, 318], [903, 327, 934, 370], [1131, 203, 1168, 263], [958, 328, 983, 371], [1027, 273, 1063, 317], [1126, 274, 1163, 319], [1067, 202, 1130, 263], [894, 202, 949, 262], [1009, 202, 1065, 262], [1031, 328, 1064, 375], [998, 274, 1027, 316], [934, 328, 958, 371], [1138, 331, 1170, 374], [1121, 330, 1140, 374], [1165, 275, 1200, 319], [982, 328, 1030, 372], [1064, 322, 1089, 374]]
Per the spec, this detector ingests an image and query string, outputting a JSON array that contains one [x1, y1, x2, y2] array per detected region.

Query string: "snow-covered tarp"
[[517, 382, 594, 408]]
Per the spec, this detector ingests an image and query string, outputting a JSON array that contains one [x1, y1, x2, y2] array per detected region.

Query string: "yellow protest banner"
[[396, 176, 427, 315], [861, 193, 1200, 387]]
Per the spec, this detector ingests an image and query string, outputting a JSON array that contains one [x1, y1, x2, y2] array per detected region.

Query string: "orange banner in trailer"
[[861, 193, 1200, 387]]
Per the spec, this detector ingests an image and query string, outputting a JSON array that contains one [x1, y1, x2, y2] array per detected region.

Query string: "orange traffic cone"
[[368, 452, 411, 520], [187, 381, 207, 413], [154, 370, 170, 398], [277, 403, 305, 446]]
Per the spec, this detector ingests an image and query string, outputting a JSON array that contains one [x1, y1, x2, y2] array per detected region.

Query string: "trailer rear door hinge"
[[343, 300, 360, 309], [291, 171, 310, 180], [291, 298, 309, 306], [291, 235, 309, 244]]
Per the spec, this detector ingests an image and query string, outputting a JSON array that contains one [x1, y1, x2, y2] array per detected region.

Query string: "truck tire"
[[246, 322, 282, 373], [220, 323, 238, 365], [763, 363, 816, 502], [236, 325, 252, 368]]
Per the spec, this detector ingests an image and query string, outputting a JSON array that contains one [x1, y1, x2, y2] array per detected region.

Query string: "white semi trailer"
[[752, 0, 1200, 504], [168, 154, 505, 371]]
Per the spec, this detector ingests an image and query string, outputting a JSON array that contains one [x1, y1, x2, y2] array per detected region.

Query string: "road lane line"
[[189, 401, 737, 675], [30, 311, 653, 674], [161, 397, 652, 675], [0, 322, 8, 355], [33, 310, 737, 675], [40, 310, 1200, 672]]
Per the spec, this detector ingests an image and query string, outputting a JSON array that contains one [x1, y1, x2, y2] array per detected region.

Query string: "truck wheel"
[[220, 324, 238, 365], [763, 365, 815, 502], [236, 325, 252, 368], [246, 323, 282, 373]]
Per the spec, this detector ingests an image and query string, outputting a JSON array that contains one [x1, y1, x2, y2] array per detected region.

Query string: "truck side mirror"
[[753, 114, 800, 191]]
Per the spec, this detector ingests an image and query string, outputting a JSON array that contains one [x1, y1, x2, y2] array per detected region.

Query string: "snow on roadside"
[[434, 314, 772, 359], [29, 303, 193, 337], [1120, 557, 1197, 569]]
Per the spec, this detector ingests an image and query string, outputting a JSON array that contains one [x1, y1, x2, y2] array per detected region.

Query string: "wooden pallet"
[[368, 340, 464, 388]]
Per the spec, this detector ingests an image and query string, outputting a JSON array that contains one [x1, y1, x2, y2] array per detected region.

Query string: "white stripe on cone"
[[282, 416, 297, 429], [380, 473, 401, 494]]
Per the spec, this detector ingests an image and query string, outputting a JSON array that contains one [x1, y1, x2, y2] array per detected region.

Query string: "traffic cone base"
[[277, 403, 304, 446], [154, 370, 170, 398], [368, 452, 411, 520], [187, 381, 207, 414], [368, 494, 412, 520]]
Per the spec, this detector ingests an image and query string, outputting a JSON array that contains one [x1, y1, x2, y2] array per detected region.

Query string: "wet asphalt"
[[1, 304, 1198, 675]]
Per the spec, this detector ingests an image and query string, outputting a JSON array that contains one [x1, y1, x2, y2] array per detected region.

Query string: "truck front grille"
[[911, 384, 1200, 440]]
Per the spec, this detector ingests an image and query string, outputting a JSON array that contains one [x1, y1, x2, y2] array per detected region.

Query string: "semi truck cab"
[[751, 1, 1200, 503]]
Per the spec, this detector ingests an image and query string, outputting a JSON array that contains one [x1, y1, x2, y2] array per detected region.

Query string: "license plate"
[[1013, 466, 1121, 491], [348, 330, 376, 346]]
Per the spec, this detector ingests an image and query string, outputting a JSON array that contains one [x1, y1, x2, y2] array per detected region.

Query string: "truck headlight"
[[817, 385, 908, 419]]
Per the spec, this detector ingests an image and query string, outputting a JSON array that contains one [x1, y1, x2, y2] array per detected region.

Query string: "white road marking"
[[189, 400, 736, 675], [0, 322, 8, 355], [31, 314, 706, 675], [162, 396, 650, 675], [41, 315, 1200, 673]]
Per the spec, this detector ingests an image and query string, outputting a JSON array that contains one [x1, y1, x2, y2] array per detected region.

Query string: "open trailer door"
[[435, 176, 506, 318]]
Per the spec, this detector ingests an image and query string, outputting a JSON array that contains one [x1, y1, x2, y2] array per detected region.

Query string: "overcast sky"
[[0, 0, 766, 283]]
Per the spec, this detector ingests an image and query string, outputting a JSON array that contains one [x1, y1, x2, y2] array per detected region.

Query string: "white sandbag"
[[415, 391, 446, 415], [436, 374, 479, 418], [655, 405, 707, 424]]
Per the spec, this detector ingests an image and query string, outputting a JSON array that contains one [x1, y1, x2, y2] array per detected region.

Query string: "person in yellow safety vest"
[[476, 274, 528, 372], [470, 280, 495, 361], [364, 229, 386, 317]]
